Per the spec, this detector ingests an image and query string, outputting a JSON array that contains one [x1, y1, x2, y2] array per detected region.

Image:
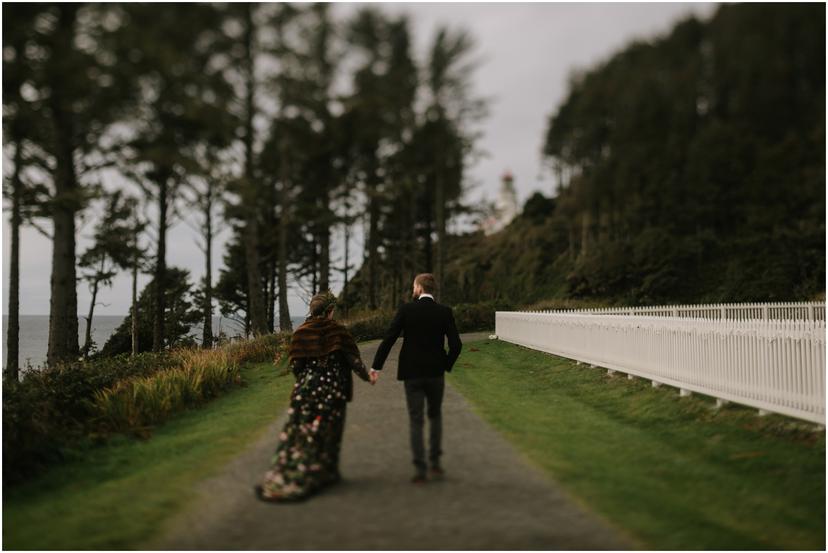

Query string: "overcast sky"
[[2, 2, 716, 318]]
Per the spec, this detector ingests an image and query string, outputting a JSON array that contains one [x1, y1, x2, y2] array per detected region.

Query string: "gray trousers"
[[403, 375, 445, 474]]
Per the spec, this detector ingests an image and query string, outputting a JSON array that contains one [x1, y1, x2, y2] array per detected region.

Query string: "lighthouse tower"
[[481, 170, 519, 235]]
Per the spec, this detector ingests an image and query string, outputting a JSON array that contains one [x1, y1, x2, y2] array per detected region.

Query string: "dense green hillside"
[[343, 3, 825, 311]]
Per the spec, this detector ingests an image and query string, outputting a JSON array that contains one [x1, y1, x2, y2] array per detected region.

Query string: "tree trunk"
[[82, 280, 98, 358], [46, 5, 81, 367], [318, 193, 330, 292], [242, 196, 267, 334], [268, 258, 276, 332], [202, 185, 213, 348], [407, 181, 418, 285], [48, 193, 79, 366], [311, 235, 318, 295], [264, 260, 272, 332], [367, 167, 380, 310], [152, 173, 168, 352], [392, 250, 400, 310], [267, 180, 278, 333], [341, 196, 351, 319], [82, 255, 105, 358], [598, 206, 610, 243], [568, 224, 576, 261], [5, 139, 22, 381], [46, 48, 79, 366], [434, 172, 446, 300], [393, 191, 407, 308], [244, 293, 251, 338], [319, 229, 330, 292], [242, 4, 268, 336], [277, 139, 292, 332], [424, 189, 433, 273], [131, 248, 138, 356], [580, 210, 591, 258]]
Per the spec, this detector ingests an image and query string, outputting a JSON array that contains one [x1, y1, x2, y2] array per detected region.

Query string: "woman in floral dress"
[[255, 291, 372, 502]]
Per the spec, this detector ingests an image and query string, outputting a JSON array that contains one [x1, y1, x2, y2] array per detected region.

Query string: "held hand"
[[369, 369, 380, 385]]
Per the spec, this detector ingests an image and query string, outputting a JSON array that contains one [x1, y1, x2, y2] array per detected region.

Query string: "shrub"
[[3, 351, 178, 483], [344, 312, 394, 342], [453, 300, 513, 332], [3, 334, 289, 485]]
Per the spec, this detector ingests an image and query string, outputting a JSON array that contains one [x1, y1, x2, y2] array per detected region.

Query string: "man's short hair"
[[414, 273, 437, 294]]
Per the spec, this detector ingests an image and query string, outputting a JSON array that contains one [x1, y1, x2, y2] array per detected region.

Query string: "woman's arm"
[[343, 351, 371, 382], [290, 358, 306, 379]]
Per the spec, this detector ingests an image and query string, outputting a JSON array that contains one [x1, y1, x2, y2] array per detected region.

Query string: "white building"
[[480, 170, 519, 235]]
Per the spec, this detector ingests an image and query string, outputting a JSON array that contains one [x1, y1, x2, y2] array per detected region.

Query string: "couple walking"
[[255, 273, 463, 502]]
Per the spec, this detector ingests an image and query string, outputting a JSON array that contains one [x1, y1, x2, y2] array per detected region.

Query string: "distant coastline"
[[2, 315, 305, 371]]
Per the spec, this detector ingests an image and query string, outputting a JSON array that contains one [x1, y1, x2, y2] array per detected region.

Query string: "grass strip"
[[3, 360, 292, 550], [449, 339, 825, 550]]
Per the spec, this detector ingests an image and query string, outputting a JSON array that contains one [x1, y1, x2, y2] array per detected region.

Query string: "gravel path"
[[147, 333, 633, 550]]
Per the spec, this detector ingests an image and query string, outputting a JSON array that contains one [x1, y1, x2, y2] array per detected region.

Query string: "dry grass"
[[91, 333, 290, 434]]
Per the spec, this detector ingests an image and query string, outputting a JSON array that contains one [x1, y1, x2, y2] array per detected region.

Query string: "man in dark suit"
[[370, 273, 463, 483]]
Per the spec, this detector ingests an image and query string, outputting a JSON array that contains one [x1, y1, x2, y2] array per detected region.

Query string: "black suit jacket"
[[371, 296, 462, 380]]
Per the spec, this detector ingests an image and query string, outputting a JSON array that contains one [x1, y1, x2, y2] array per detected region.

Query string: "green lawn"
[[450, 339, 826, 550], [3, 361, 293, 550]]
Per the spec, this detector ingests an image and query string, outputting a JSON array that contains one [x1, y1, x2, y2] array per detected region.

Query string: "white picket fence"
[[495, 310, 826, 424], [534, 301, 825, 321]]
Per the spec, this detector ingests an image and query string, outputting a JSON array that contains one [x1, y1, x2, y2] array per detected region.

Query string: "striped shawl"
[[288, 317, 361, 362]]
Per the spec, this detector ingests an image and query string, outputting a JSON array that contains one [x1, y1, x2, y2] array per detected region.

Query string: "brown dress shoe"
[[411, 473, 427, 484], [429, 466, 445, 480]]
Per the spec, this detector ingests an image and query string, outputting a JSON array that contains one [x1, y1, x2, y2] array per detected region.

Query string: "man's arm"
[[445, 307, 462, 372], [371, 305, 405, 371]]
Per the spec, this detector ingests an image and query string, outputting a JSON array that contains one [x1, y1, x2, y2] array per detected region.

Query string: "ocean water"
[[2, 314, 306, 371]]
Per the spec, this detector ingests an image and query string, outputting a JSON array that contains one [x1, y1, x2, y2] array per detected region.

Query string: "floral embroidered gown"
[[260, 323, 370, 501]]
